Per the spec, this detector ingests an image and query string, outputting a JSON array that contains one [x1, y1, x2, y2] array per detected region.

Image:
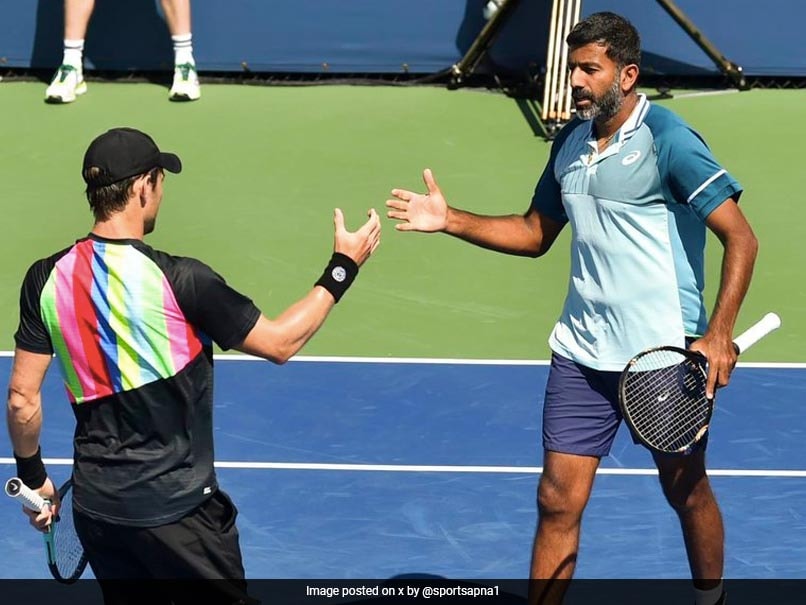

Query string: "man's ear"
[[621, 63, 639, 92], [131, 175, 147, 208]]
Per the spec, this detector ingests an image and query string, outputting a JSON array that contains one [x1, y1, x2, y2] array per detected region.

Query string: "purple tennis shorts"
[[542, 352, 632, 457]]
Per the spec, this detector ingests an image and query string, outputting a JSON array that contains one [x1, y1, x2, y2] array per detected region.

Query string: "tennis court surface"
[[2, 355, 804, 602]]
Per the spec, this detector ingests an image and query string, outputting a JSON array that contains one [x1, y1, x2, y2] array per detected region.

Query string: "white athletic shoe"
[[45, 65, 87, 103], [169, 63, 201, 101]]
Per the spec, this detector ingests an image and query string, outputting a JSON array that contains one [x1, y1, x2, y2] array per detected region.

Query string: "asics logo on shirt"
[[622, 150, 641, 165]]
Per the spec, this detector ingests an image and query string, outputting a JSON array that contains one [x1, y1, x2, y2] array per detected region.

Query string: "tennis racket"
[[5, 477, 88, 583], [619, 312, 782, 455]]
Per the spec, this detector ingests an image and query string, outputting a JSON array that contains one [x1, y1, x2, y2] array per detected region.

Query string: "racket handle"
[[733, 312, 782, 354], [4, 477, 48, 512]]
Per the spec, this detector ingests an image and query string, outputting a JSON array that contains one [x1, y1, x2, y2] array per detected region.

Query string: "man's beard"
[[573, 75, 624, 121], [144, 217, 156, 234]]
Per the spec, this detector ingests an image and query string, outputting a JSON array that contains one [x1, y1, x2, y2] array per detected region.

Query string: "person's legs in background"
[[45, 0, 94, 103], [161, 0, 201, 101]]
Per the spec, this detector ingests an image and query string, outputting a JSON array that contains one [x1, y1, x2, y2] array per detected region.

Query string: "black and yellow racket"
[[619, 312, 781, 455], [5, 477, 88, 583]]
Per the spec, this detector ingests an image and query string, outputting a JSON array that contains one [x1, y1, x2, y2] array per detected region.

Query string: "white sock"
[[171, 33, 195, 66], [63, 39, 84, 75], [694, 581, 724, 605]]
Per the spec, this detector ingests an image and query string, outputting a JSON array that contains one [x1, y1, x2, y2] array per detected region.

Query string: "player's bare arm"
[[236, 208, 381, 364], [7, 349, 51, 459], [386, 168, 564, 256], [7, 349, 59, 530], [690, 198, 758, 398]]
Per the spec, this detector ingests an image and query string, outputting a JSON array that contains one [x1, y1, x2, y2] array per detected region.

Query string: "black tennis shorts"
[[73, 489, 258, 605]]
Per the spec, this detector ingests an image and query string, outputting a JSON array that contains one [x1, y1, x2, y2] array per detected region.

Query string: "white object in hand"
[[4, 477, 48, 512], [484, 0, 505, 20], [733, 312, 782, 354]]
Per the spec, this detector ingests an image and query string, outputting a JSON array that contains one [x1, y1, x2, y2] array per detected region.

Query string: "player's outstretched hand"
[[333, 208, 381, 267], [386, 169, 448, 233]]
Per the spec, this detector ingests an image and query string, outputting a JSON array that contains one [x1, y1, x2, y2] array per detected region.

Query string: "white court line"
[[9, 350, 803, 368], [669, 89, 742, 100], [731, 362, 806, 369], [1, 458, 804, 478], [0, 351, 803, 368], [213, 355, 806, 368], [219, 355, 551, 366]]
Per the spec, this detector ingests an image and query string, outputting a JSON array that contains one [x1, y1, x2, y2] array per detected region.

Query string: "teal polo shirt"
[[532, 94, 743, 371]]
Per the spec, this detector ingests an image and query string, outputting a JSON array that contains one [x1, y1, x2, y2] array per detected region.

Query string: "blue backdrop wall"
[[0, 1, 803, 77]]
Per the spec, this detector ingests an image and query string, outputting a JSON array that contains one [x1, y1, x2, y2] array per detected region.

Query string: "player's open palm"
[[333, 208, 381, 267], [387, 169, 448, 233]]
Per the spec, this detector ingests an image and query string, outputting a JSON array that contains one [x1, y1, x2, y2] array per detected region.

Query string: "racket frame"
[[5, 477, 88, 584], [618, 312, 781, 456], [47, 478, 88, 584], [618, 345, 712, 455]]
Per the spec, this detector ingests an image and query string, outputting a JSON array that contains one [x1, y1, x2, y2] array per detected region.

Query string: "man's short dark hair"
[[84, 167, 161, 221], [566, 11, 641, 68]]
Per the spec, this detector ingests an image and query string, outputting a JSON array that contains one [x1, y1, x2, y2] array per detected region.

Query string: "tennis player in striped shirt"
[[8, 127, 380, 603]]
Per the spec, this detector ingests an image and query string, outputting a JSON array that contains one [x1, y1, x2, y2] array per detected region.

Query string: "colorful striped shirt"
[[15, 234, 261, 526], [39, 238, 204, 403]]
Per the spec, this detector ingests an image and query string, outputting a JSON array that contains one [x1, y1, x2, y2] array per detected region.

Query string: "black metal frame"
[[450, 0, 749, 139], [655, 0, 748, 90], [449, 0, 525, 87]]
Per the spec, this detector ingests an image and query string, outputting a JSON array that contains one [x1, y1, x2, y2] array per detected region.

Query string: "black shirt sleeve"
[[168, 257, 261, 351], [14, 259, 55, 354]]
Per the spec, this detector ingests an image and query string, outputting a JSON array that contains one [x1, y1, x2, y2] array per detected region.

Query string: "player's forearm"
[[236, 288, 335, 364], [272, 288, 336, 361], [444, 208, 545, 256], [237, 250, 363, 362], [6, 389, 43, 457], [707, 230, 759, 340]]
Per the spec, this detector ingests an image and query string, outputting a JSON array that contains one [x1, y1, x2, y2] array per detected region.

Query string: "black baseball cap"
[[82, 127, 182, 187]]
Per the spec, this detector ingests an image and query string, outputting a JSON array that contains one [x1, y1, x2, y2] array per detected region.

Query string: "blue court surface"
[[2, 355, 805, 586]]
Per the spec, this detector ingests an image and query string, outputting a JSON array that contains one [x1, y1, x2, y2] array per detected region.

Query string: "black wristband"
[[14, 446, 47, 490], [315, 253, 359, 303]]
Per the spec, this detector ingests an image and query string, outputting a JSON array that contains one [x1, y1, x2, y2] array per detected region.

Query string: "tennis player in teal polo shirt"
[[387, 11, 757, 605]]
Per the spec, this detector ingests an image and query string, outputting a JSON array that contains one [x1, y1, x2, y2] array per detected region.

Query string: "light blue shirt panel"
[[548, 125, 688, 370]]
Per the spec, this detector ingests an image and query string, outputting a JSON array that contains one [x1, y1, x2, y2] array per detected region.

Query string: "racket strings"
[[52, 486, 87, 581], [626, 366, 708, 450], [628, 386, 701, 449], [627, 369, 707, 445], [627, 381, 706, 450], [622, 350, 709, 452]]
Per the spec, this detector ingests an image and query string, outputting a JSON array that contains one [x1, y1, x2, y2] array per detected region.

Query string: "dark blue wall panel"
[[584, 0, 806, 77], [0, 1, 803, 77]]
